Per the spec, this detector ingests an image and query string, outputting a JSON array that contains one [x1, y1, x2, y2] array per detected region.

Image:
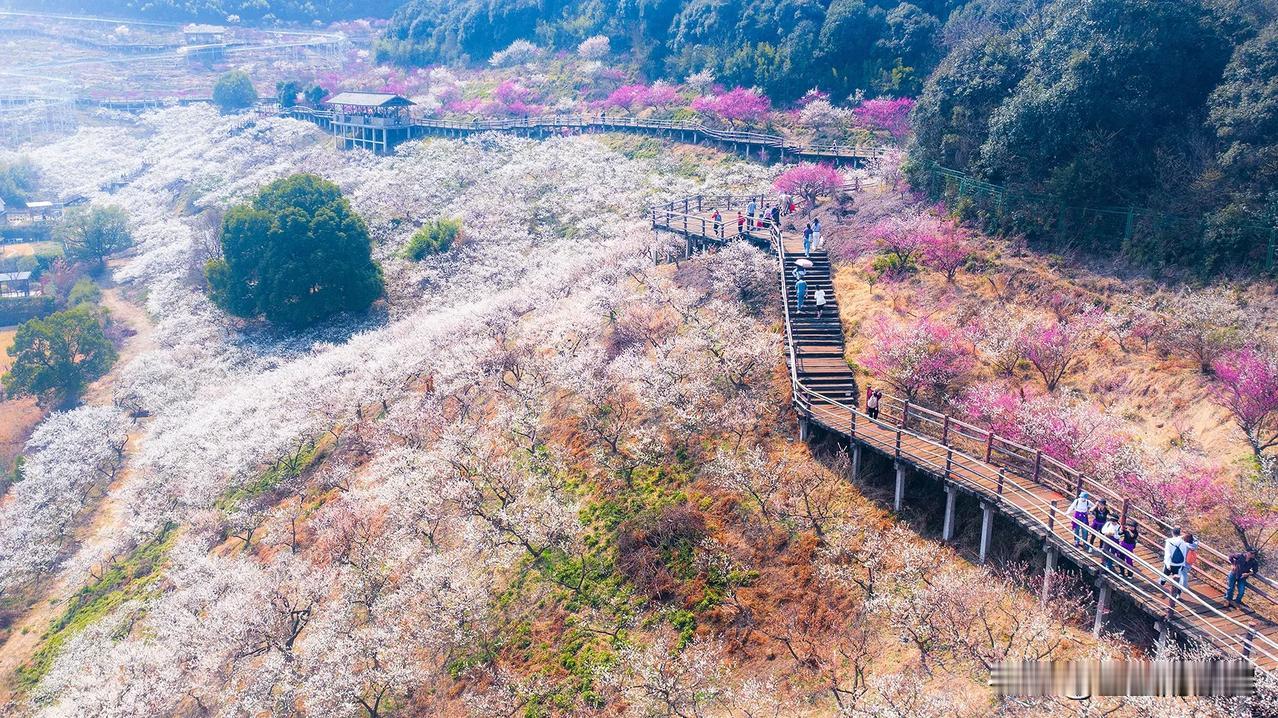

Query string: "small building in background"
[[0, 270, 33, 297], [324, 92, 417, 154], [182, 24, 226, 45], [23, 201, 59, 222]]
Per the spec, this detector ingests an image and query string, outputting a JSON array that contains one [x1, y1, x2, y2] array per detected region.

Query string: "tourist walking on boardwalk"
[[1101, 514, 1121, 571], [737, 211, 745, 235], [866, 388, 882, 420], [1160, 527, 1188, 602], [1067, 491, 1095, 548], [1118, 522, 1139, 578], [1182, 533, 1199, 588], [803, 223, 813, 256], [1225, 549, 1258, 609], [747, 199, 757, 227], [771, 204, 781, 228], [814, 288, 828, 319], [813, 217, 823, 251], [1089, 499, 1110, 552], [712, 209, 723, 238], [795, 276, 808, 314], [787, 196, 797, 214]]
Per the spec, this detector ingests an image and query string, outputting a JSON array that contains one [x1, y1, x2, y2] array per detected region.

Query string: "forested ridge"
[[2, 0, 402, 23], [377, 0, 960, 100]]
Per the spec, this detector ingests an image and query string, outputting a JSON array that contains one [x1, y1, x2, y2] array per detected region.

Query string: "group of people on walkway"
[[791, 261, 827, 318], [1068, 490, 1262, 612], [707, 197, 797, 241]]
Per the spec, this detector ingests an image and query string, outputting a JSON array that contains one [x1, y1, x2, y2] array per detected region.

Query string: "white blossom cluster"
[[8, 105, 783, 714]]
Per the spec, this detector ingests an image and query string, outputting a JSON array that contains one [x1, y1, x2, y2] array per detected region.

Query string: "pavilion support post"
[[979, 502, 994, 563], [942, 485, 957, 541], [1041, 547, 1058, 606], [893, 462, 906, 512], [1093, 581, 1111, 636]]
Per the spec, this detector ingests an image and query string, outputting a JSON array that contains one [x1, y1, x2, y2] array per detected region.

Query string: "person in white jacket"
[[1067, 491, 1094, 548], [1161, 527, 1189, 604]]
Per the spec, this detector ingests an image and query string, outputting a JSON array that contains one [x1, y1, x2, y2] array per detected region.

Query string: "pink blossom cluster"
[[862, 314, 972, 400], [691, 87, 771, 124], [1212, 346, 1278, 456], [853, 97, 915, 141]]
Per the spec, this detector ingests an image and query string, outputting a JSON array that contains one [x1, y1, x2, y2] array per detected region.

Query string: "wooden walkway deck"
[[651, 195, 1278, 677], [281, 106, 886, 164]]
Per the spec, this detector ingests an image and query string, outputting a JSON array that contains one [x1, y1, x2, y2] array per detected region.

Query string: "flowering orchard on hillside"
[[854, 97, 916, 141]]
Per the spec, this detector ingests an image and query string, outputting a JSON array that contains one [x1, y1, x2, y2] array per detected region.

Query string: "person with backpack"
[[866, 388, 881, 420], [814, 288, 828, 319], [803, 223, 813, 256], [1066, 491, 1095, 548], [1225, 549, 1258, 610], [1118, 522, 1139, 578], [711, 209, 723, 238], [737, 211, 746, 235], [812, 217, 823, 251], [1161, 527, 1188, 603], [1089, 499, 1110, 552], [771, 204, 781, 228], [794, 276, 808, 314], [1182, 533, 1199, 589]]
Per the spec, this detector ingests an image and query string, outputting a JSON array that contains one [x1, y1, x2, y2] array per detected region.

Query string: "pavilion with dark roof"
[[324, 92, 416, 154]]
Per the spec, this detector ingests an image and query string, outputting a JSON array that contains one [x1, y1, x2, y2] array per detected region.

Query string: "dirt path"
[[0, 279, 155, 703]]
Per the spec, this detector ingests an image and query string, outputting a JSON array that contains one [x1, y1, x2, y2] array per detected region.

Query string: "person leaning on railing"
[[1225, 549, 1259, 610]]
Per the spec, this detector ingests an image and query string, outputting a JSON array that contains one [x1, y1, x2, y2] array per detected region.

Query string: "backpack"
[[1170, 541, 1185, 566]]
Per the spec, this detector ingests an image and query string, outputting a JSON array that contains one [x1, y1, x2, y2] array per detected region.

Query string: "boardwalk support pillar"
[[893, 462, 906, 512], [1042, 547, 1058, 606], [851, 443, 861, 483], [1093, 581, 1111, 636], [799, 417, 810, 442], [978, 502, 994, 563], [942, 484, 957, 541]]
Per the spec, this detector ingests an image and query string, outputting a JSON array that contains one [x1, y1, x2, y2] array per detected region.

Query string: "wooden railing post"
[[900, 400, 909, 429], [850, 407, 857, 438], [1048, 500, 1057, 533], [945, 448, 953, 478], [941, 416, 950, 445], [895, 430, 902, 458], [1120, 498, 1130, 527], [1243, 625, 1257, 658], [996, 468, 1005, 497], [1032, 450, 1042, 484], [984, 432, 993, 463]]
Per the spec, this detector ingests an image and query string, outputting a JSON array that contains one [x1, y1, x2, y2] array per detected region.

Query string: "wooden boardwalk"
[[281, 106, 886, 165], [652, 195, 1278, 677]]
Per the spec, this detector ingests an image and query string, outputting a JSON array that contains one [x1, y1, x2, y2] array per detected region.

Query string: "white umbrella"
[[795, 258, 814, 268]]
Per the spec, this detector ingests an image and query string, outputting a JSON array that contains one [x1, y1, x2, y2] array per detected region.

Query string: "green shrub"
[[402, 218, 461, 260], [871, 252, 918, 279], [66, 278, 101, 307]]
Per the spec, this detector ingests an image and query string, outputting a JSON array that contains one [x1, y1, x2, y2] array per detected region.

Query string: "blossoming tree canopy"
[[205, 174, 384, 329], [773, 163, 844, 212], [692, 87, 771, 125], [853, 97, 915, 141]]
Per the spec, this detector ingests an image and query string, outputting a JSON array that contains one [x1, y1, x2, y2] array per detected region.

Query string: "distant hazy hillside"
[[4, 0, 402, 24]]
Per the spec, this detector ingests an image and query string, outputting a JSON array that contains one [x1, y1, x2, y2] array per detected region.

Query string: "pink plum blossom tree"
[[853, 97, 915, 141], [919, 224, 970, 282], [862, 315, 972, 400], [1021, 311, 1102, 392], [1211, 346, 1278, 458], [691, 86, 771, 125], [773, 163, 843, 216]]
